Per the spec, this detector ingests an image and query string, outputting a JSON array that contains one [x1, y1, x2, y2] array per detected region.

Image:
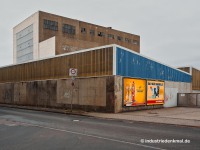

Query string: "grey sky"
[[0, 0, 200, 69]]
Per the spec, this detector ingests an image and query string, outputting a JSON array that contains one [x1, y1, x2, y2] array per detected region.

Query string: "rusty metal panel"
[[0, 47, 113, 83], [192, 68, 200, 90]]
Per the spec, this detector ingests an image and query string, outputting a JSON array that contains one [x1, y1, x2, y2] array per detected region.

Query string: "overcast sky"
[[0, 0, 200, 69]]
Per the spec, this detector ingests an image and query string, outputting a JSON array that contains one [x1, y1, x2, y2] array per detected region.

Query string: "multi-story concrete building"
[[13, 11, 140, 64]]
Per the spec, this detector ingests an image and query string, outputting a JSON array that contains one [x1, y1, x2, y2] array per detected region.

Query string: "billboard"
[[147, 80, 165, 105], [123, 78, 146, 106]]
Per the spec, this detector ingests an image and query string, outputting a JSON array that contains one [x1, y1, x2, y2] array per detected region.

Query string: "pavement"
[[0, 104, 200, 127], [87, 107, 200, 127]]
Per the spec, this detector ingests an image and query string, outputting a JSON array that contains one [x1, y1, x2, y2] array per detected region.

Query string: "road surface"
[[0, 107, 199, 150]]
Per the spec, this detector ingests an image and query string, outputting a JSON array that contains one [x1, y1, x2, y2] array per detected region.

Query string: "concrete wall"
[[0, 76, 192, 113], [0, 76, 115, 112], [164, 81, 191, 107], [0, 83, 14, 104], [178, 93, 200, 107], [114, 77, 192, 113]]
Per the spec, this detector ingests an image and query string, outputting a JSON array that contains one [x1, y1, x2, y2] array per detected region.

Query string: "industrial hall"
[[0, 11, 197, 113]]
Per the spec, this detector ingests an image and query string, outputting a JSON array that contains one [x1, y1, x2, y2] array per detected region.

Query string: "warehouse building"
[[178, 66, 200, 92], [13, 11, 140, 64], [0, 45, 191, 112]]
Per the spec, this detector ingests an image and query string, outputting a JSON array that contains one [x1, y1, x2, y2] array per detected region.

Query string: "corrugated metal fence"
[[177, 93, 200, 107]]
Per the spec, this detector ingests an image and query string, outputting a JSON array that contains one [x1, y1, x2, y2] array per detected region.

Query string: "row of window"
[[81, 27, 139, 44], [43, 19, 139, 45]]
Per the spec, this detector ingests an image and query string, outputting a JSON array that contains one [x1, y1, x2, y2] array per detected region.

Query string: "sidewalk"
[[1, 104, 200, 127], [87, 107, 200, 127]]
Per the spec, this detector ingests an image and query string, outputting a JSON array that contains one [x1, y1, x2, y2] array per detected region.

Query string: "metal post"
[[71, 84, 73, 113], [71, 76, 75, 113], [69, 68, 77, 113]]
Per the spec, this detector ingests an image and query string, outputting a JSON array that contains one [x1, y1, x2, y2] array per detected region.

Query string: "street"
[[0, 107, 199, 150]]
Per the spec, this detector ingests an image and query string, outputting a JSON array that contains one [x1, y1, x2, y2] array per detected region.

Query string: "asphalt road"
[[0, 107, 199, 150]]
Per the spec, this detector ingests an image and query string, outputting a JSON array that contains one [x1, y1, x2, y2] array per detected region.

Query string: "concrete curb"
[[0, 104, 88, 116]]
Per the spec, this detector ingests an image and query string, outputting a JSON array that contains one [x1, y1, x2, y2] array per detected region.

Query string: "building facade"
[[1, 45, 191, 112], [13, 11, 140, 64], [178, 66, 200, 91]]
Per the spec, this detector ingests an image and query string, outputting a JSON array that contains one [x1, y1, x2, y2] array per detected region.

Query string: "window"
[[133, 40, 139, 45], [62, 24, 75, 34], [90, 30, 95, 36], [108, 34, 114, 39], [81, 28, 87, 34], [98, 32, 105, 37], [43, 19, 58, 31], [125, 38, 131, 43], [117, 36, 123, 41]]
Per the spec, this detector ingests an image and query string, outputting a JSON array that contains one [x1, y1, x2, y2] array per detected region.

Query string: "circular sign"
[[69, 68, 77, 76], [71, 69, 76, 75]]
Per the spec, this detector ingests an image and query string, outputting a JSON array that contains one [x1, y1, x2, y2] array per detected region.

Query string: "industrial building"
[[0, 45, 191, 112], [0, 11, 193, 113], [13, 11, 140, 64], [178, 66, 200, 91]]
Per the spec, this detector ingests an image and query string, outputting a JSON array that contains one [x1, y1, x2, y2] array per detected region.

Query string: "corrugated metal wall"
[[192, 68, 200, 90], [0, 47, 113, 83], [116, 47, 191, 82], [177, 67, 200, 90]]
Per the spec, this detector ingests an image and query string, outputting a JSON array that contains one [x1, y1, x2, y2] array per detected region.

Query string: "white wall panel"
[[39, 36, 55, 59]]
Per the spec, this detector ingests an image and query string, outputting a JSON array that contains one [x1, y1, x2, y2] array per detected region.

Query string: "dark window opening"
[[43, 19, 58, 31], [98, 32, 105, 37], [108, 34, 114, 39], [81, 28, 87, 34], [133, 40, 139, 45], [125, 38, 131, 43], [117, 36, 123, 41], [62, 24, 75, 35]]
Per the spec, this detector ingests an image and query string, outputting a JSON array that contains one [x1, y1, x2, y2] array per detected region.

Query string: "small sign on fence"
[[69, 68, 78, 77]]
